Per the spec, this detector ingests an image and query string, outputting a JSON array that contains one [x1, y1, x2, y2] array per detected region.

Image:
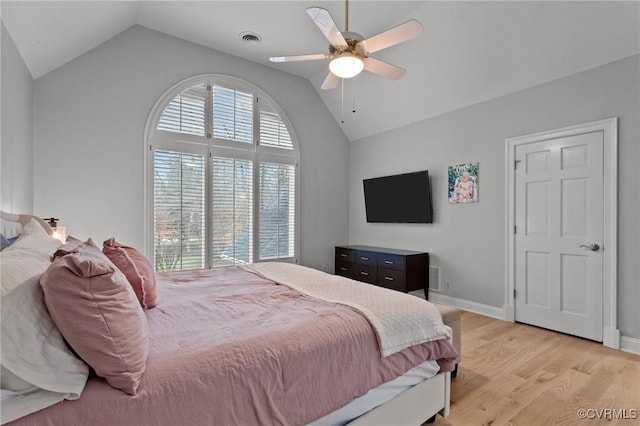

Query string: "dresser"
[[335, 245, 429, 298]]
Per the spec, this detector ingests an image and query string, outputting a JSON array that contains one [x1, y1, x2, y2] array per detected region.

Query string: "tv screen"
[[363, 171, 433, 223]]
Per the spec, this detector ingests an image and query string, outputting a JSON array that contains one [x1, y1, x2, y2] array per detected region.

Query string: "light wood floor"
[[430, 312, 640, 425]]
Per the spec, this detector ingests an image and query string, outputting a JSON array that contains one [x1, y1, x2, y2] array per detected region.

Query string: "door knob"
[[580, 243, 600, 251]]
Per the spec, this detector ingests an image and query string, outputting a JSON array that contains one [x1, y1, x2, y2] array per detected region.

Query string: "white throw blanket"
[[243, 262, 451, 357]]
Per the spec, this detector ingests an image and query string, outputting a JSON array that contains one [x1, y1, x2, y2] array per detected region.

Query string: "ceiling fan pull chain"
[[352, 77, 356, 114], [341, 78, 345, 124]]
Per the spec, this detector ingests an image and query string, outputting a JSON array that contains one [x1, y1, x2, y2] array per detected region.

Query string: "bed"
[[1, 212, 456, 425]]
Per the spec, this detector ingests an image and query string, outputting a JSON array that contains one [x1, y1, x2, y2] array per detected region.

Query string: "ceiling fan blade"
[[306, 7, 348, 48], [269, 53, 328, 63], [363, 57, 406, 80], [321, 72, 340, 90], [361, 20, 423, 54]]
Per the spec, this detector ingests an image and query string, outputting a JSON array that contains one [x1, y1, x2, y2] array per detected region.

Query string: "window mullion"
[[254, 156, 261, 262], [179, 153, 184, 270], [232, 165, 236, 262], [205, 83, 213, 268], [253, 96, 261, 262], [253, 98, 260, 149], [277, 165, 281, 259]]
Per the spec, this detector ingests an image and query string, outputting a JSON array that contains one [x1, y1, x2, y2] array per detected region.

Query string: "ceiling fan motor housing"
[[329, 31, 367, 58]]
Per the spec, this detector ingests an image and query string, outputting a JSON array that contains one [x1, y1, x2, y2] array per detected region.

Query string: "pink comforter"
[[11, 267, 457, 426]]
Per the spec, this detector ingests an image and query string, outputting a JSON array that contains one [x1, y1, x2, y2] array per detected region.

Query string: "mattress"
[[10, 267, 456, 425]]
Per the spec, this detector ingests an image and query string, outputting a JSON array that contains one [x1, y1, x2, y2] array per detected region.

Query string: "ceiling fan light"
[[329, 53, 364, 79]]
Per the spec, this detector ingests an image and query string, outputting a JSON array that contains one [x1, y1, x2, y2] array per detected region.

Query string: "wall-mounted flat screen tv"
[[363, 170, 433, 223]]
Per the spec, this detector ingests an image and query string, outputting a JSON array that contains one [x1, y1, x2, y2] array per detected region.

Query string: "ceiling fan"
[[269, 0, 423, 90]]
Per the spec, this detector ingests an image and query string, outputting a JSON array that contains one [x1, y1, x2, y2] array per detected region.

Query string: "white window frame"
[[143, 75, 300, 268]]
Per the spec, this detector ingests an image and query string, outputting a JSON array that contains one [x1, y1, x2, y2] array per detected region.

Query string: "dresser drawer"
[[355, 250, 378, 266], [335, 245, 429, 299], [335, 260, 354, 279], [378, 268, 406, 291], [354, 264, 377, 284], [335, 247, 354, 263], [377, 253, 406, 271]]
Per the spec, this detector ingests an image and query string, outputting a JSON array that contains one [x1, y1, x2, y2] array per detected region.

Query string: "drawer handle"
[[384, 276, 394, 281], [340, 254, 347, 257], [361, 257, 369, 261], [384, 260, 394, 265], [360, 272, 369, 276], [340, 267, 347, 271]]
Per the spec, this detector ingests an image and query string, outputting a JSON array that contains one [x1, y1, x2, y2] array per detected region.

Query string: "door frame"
[[503, 118, 619, 349]]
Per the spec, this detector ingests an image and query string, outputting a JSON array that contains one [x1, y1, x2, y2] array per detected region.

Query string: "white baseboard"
[[411, 292, 638, 355], [502, 304, 515, 322], [425, 293, 504, 320], [620, 336, 640, 355], [603, 327, 621, 350]]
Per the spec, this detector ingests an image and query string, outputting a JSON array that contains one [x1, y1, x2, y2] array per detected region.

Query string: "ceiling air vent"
[[239, 32, 262, 45]]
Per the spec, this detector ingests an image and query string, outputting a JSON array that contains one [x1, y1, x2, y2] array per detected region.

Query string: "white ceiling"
[[2, 1, 639, 141]]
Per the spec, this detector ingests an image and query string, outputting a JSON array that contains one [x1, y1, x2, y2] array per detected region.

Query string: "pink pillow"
[[51, 235, 84, 259], [102, 238, 157, 309], [40, 239, 149, 395]]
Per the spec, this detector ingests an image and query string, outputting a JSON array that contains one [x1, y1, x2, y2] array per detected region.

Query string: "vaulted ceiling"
[[3, 1, 639, 141]]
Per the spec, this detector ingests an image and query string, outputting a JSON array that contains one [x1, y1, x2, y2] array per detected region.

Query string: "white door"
[[514, 131, 603, 341]]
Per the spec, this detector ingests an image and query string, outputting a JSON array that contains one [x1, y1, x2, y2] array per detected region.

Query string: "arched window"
[[145, 76, 299, 271]]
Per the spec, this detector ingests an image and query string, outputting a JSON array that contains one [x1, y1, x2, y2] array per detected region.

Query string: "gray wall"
[[349, 55, 640, 340], [33, 25, 349, 271], [1, 22, 33, 213]]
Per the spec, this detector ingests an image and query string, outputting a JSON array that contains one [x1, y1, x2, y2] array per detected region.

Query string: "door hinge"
[[514, 160, 522, 169], [513, 289, 517, 299], [207, 133, 212, 139], [514, 225, 517, 234], [207, 85, 212, 91]]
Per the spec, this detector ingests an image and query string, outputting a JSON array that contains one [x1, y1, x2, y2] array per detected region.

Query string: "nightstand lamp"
[[44, 217, 67, 243]]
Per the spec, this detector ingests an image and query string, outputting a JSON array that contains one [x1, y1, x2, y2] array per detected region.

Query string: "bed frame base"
[[348, 372, 451, 426]]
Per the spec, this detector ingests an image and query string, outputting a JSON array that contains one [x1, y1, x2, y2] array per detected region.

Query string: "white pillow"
[[6, 218, 60, 260], [1, 275, 89, 424], [0, 219, 60, 295]]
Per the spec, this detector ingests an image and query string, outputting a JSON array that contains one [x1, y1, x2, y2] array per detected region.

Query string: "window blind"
[[153, 150, 205, 271], [157, 84, 206, 136], [259, 110, 293, 150], [212, 86, 253, 143], [211, 157, 254, 267], [259, 162, 295, 260]]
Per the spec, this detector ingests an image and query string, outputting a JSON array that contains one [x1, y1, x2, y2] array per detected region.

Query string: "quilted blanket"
[[242, 262, 451, 357]]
